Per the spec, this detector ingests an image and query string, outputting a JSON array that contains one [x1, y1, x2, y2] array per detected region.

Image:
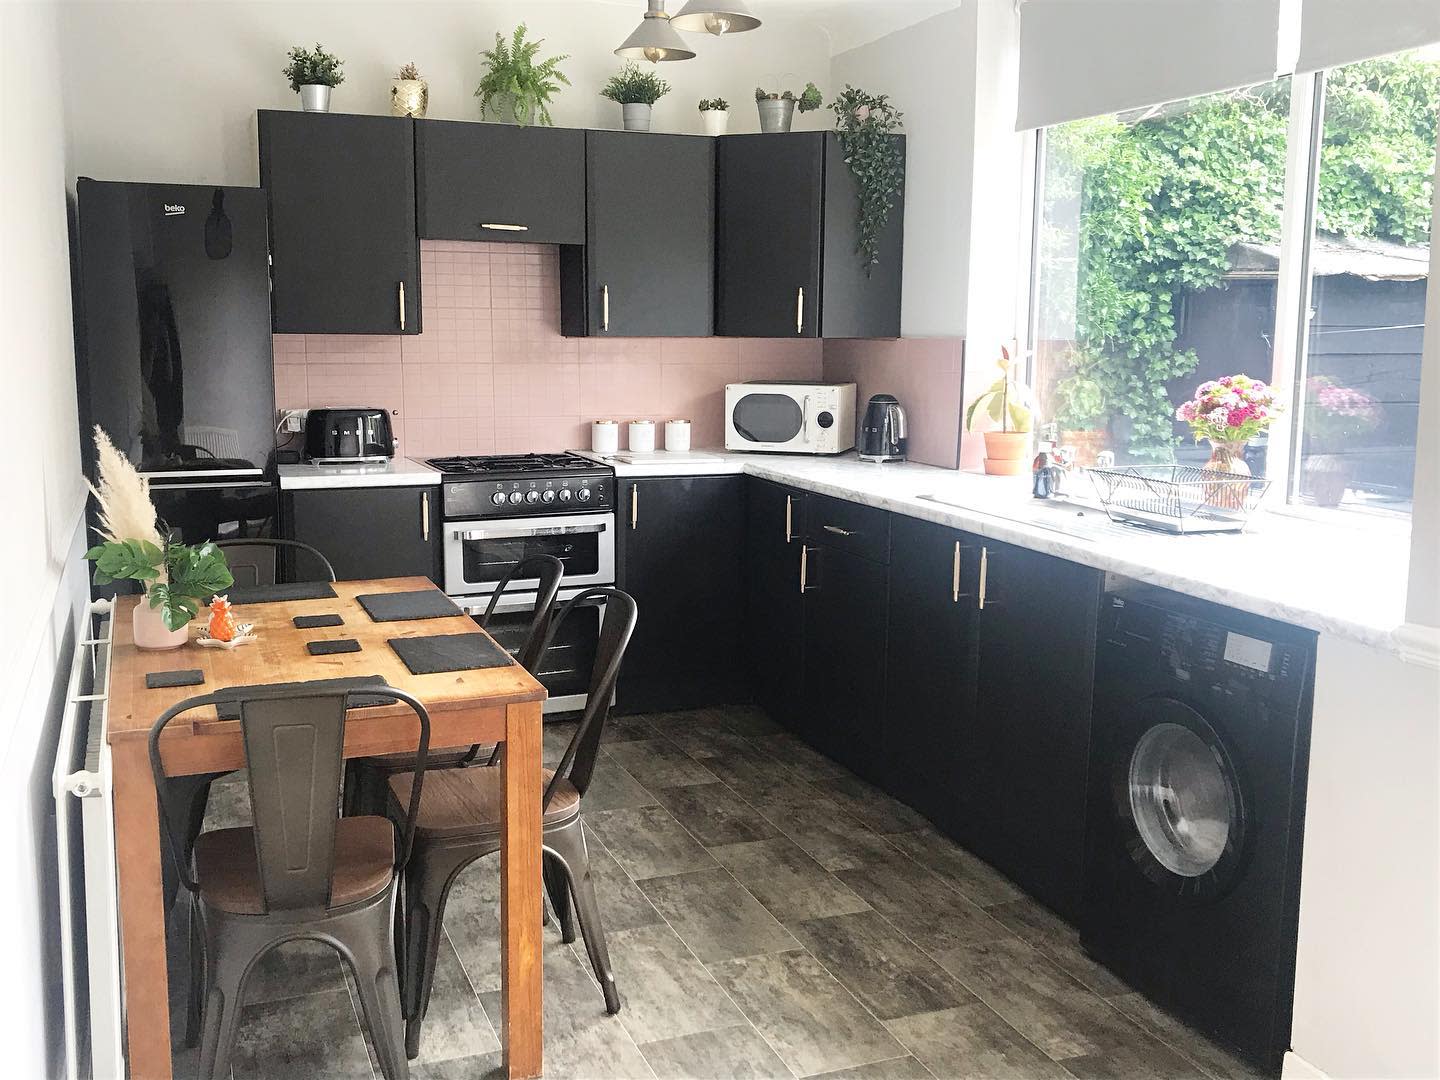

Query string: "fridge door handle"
[[398, 281, 406, 331]]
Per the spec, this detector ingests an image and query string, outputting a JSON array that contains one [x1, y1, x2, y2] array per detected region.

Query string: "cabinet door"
[[286, 487, 439, 582], [801, 543, 888, 781], [970, 538, 1102, 919], [616, 476, 745, 712], [744, 478, 806, 730], [259, 112, 420, 335], [565, 132, 714, 337], [715, 133, 823, 338], [415, 121, 585, 245], [820, 133, 905, 339], [884, 515, 978, 833]]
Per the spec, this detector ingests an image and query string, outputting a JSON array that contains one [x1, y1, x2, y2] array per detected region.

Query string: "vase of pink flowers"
[[1301, 376, 1380, 507], [1175, 375, 1281, 508]]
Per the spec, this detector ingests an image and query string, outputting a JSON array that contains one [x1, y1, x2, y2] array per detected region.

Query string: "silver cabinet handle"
[[480, 223, 528, 232], [784, 495, 793, 543], [822, 524, 854, 537], [602, 285, 611, 333], [796, 286, 805, 335], [398, 281, 406, 331], [978, 546, 990, 610], [421, 491, 430, 541], [799, 545, 809, 593], [630, 484, 638, 530], [952, 541, 961, 603]]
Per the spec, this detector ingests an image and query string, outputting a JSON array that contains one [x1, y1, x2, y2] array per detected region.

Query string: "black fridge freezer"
[[73, 178, 279, 549]]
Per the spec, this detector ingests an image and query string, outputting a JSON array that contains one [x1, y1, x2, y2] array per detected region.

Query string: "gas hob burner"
[[426, 452, 599, 476]]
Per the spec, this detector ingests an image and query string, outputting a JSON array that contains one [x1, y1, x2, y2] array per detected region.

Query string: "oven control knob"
[[491, 491, 507, 506], [508, 491, 524, 505], [525, 489, 540, 504], [577, 487, 592, 502], [558, 489, 573, 502], [541, 489, 557, 503]]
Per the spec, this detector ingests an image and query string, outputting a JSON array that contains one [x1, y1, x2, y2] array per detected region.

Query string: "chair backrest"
[[216, 538, 337, 587], [474, 554, 565, 672], [541, 587, 637, 809], [148, 683, 432, 914]]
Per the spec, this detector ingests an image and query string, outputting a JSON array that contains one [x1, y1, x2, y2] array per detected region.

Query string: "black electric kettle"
[[859, 394, 908, 462]]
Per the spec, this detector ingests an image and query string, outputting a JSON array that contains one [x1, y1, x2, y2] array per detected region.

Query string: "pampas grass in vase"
[[88, 426, 165, 570]]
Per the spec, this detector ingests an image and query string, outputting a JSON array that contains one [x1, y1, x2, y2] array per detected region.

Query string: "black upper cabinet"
[[259, 111, 420, 335], [616, 476, 746, 713], [745, 478, 807, 731], [715, 132, 904, 339], [561, 131, 715, 337], [284, 486, 439, 582], [415, 121, 585, 245]]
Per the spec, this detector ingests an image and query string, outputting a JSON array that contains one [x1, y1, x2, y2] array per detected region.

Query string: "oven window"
[[733, 393, 803, 443], [461, 534, 601, 585], [482, 599, 600, 700]]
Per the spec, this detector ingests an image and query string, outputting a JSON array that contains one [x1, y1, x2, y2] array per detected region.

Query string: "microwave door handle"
[[801, 396, 810, 443], [456, 522, 608, 541]]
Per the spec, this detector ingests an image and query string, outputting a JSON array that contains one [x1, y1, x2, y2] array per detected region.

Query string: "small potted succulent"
[[966, 346, 1035, 476], [391, 61, 429, 118], [754, 81, 821, 133], [699, 97, 730, 136], [475, 24, 570, 127], [602, 62, 671, 132], [283, 43, 344, 113]]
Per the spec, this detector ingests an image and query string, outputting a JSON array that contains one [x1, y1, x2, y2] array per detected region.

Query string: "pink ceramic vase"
[[132, 595, 188, 650]]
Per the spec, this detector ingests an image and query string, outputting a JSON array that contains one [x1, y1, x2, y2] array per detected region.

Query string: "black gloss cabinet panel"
[[615, 475, 747, 713], [744, 479, 807, 731], [258, 111, 421, 334], [283, 486, 440, 582]]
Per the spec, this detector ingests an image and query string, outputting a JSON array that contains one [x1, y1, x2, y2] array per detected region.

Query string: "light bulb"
[[644, 47, 664, 62], [705, 14, 731, 35]]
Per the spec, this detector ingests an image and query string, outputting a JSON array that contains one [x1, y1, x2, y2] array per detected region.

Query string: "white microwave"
[[725, 381, 857, 455]]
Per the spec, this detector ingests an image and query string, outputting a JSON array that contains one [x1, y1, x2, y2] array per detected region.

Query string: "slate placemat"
[[357, 590, 464, 622], [388, 632, 514, 676], [213, 674, 395, 720], [146, 669, 205, 689], [226, 581, 338, 605], [307, 638, 360, 656], [294, 613, 344, 629]]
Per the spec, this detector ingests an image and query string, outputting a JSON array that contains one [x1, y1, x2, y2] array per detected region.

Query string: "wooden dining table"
[[105, 576, 547, 1079]]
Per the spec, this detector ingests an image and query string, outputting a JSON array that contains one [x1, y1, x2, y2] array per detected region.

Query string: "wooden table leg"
[[500, 699, 544, 1078], [111, 739, 174, 1079]]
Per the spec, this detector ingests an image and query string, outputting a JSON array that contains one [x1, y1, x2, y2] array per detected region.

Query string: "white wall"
[[0, 1, 90, 1076], [58, 0, 834, 186]]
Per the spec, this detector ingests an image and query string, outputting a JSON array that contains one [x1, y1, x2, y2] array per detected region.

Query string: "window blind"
[[1293, 0, 1440, 74]]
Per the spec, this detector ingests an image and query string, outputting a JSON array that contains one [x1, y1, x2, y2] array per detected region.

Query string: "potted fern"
[[602, 63, 671, 132], [700, 97, 730, 136], [965, 346, 1035, 476], [283, 43, 344, 113], [391, 61, 429, 118], [754, 81, 822, 133], [475, 24, 570, 127]]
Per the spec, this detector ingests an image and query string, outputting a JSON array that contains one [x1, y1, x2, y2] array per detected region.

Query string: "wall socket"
[[279, 409, 306, 433]]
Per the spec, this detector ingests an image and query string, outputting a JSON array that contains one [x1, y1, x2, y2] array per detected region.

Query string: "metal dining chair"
[[344, 554, 565, 816], [151, 683, 432, 1080], [387, 586, 637, 1058], [215, 536, 337, 586]]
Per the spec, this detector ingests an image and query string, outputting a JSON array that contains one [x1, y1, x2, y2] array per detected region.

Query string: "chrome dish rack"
[[1087, 465, 1270, 534]]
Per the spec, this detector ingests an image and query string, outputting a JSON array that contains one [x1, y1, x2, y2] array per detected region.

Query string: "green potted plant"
[[391, 61, 429, 118], [830, 86, 904, 276], [84, 428, 234, 648], [700, 97, 730, 137], [283, 43, 344, 113], [475, 24, 570, 127], [965, 346, 1035, 476], [1051, 350, 1109, 465], [754, 81, 821, 133], [602, 62, 671, 132]]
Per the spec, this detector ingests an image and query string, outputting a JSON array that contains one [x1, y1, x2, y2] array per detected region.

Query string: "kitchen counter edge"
[[279, 458, 442, 490]]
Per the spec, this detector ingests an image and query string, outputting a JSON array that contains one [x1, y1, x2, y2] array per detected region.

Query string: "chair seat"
[[193, 816, 395, 915], [389, 766, 581, 839]]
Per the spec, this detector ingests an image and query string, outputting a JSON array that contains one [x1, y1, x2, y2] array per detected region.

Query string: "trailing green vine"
[[830, 86, 905, 276]]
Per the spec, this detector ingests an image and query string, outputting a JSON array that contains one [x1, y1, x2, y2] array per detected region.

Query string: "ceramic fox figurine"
[[207, 595, 238, 643]]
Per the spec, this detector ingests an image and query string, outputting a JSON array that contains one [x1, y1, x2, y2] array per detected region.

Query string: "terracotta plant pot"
[[982, 431, 1031, 476], [1060, 428, 1108, 468], [133, 595, 188, 650]]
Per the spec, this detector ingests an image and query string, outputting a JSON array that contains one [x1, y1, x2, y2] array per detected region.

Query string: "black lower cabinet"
[[744, 479, 807, 730], [283, 486, 439, 582], [883, 516, 979, 834], [967, 538, 1103, 920], [616, 476, 746, 713]]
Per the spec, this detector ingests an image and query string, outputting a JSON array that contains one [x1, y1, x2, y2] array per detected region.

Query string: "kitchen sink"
[[918, 493, 1135, 542]]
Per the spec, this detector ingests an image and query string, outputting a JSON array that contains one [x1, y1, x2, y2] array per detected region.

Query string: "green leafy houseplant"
[[475, 24, 570, 127], [830, 86, 904, 276], [283, 44, 344, 91], [88, 539, 235, 632], [1051, 350, 1107, 429], [601, 63, 671, 106], [754, 82, 822, 112], [966, 347, 1034, 434], [699, 98, 729, 112]]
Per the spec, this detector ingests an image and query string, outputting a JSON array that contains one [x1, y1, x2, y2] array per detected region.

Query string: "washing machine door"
[[1113, 696, 1247, 900]]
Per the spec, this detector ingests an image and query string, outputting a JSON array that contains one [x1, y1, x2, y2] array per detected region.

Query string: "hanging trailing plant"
[[830, 86, 905, 276]]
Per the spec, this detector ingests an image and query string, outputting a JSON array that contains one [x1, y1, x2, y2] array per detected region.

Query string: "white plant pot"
[[299, 84, 332, 112], [701, 109, 729, 136], [133, 596, 188, 651], [622, 103, 653, 132]]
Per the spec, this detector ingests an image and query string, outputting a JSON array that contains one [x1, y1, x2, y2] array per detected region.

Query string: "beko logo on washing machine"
[[163, 204, 185, 216]]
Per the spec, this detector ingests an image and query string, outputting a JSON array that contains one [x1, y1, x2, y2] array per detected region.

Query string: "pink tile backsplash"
[[822, 337, 967, 469], [274, 240, 822, 457]]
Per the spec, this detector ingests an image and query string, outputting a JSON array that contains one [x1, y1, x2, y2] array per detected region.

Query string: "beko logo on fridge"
[[163, 204, 185, 216]]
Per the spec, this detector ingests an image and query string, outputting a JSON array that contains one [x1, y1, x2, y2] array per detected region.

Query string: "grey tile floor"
[[172, 705, 1263, 1080]]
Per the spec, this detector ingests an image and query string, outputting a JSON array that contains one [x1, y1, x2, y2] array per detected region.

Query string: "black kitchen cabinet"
[[616, 476, 746, 712], [259, 111, 421, 335], [883, 515, 980, 834], [560, 131, 715, 338], [284, 486, 439, 582], [968, 538, 1103, 919], [415, 121, 585, 245], [715, 132, 904, 339], [744, 478, 807, 731]]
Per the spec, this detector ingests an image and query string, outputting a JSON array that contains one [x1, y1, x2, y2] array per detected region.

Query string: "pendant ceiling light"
[[615, 0, 697, 62], [671, 0, 762, 36]]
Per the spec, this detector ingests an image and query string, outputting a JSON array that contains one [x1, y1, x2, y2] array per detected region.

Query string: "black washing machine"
[[1081, 585, 1316, 1074]]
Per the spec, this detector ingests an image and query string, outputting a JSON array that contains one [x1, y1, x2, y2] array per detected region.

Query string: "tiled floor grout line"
[[440, 924, 505, 1057], [340, 973, 380, 1080]]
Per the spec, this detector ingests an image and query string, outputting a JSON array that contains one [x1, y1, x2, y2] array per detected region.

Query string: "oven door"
[[460, 586, 604, 715], [444, 512, 614, 598]]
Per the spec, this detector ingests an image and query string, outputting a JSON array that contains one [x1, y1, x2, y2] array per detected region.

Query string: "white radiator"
[[52, 598, 125, 1080]]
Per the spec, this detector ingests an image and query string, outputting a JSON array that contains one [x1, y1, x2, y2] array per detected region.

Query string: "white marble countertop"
[[580, 448, 1413, 651], [278, 457, 440, 489]]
